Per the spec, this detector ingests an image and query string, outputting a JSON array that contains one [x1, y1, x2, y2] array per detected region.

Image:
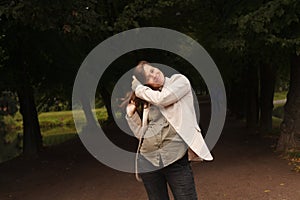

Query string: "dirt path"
[[0, 119, 299, 200]]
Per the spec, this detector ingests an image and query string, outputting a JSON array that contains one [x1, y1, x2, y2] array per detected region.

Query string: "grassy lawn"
[[4, 107, 108, 149], [272, 91, 286, 123], [273, 91, 287, 101], [39, 107, 108, 145], [38, 107, 108, 128], [270, 116, 283, 136], [0, 107, 109, 162]]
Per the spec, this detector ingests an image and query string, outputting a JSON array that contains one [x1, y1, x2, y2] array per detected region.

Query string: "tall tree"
[[230, 0, 300, 150], [277, 55, 300, 151], [0, 0, 189, 157], [0, 0, 88, 156], [210, 0, 297, 135], [260, 63, 276, 132]]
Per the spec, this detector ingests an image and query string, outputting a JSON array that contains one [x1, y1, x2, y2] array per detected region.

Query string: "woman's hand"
[[131, 76, 142, 91], [126, 100, 137, 117]]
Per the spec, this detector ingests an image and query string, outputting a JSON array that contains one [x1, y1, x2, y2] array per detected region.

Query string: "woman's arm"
[[125, 103, 146, 139], [135, 74, 190, 107]]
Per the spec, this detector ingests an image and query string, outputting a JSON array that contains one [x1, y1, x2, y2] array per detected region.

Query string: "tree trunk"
[[17, 83, 42, 157], [99, 81, 113, 121], [260, 63, 276, 133], [277, 55, 300, 152], [228, 79, 247, 119], [246, 64, 259, 129]]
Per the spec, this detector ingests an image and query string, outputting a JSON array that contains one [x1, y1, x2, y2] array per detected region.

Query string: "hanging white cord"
[[135, 104, 149, 182]]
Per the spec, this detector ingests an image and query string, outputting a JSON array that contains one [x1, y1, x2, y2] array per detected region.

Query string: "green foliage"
[[0, 91, 21, 161], [37, 96, 71, 113], [95, 107, 108, 123], [237, 0, 299, 33], [234, 0, 300, 56], [0, 35, 8, 67], [4, 128, 21, 144], [0, 91, 18, 116], [0, 0, 296, 158], [0, 114, 22, 163], [112, 0, 179, 32], [2, 115, 19, 129], [0, 0, 189, 123], [288, 150, 300, 158]]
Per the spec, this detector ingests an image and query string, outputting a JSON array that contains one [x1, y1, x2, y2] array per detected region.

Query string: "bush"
[[0, 118, 22, 163]]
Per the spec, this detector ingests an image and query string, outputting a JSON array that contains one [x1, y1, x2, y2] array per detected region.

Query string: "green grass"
[[272, 116, 283, 128], [0, 107, 109, 162], [38, 107, 108, 128], [39, 107, 108, 146], [273, 92, 286, 121], [42, 126, 77, 136], [2, 107, 108, 131], [1, 106, 108, 152], [43, 134, 78, 146], [39, 110, 74, 126], [273, 105, 284, 118], [274, 91, 288, 101], [270, 116, 283, 136]]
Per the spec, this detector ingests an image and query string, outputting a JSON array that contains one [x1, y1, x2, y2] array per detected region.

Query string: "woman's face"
[[143, 64, 165, 89]]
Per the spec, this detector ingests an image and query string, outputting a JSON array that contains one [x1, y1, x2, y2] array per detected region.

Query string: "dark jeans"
[[138, 153, 198, 200]]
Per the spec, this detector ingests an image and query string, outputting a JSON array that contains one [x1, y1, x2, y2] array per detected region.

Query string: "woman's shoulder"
[[169, 74, 190, 83]]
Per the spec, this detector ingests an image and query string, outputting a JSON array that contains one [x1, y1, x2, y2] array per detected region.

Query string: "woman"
[[126, 61, 213, 200]]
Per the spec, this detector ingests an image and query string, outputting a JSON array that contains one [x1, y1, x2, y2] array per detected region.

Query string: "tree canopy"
[[0, 0, 299, 157]]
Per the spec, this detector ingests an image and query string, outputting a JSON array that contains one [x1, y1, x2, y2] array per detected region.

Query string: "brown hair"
[[133, 60, 148, 84], [118, 61, 150, 114], [118, 91, 148, 117]]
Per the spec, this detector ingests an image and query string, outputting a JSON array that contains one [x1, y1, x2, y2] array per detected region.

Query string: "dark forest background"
[[0, 0, 299, 162]]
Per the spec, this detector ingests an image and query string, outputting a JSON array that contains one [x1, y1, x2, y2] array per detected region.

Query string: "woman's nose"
[[147, 74, 154, 79]]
